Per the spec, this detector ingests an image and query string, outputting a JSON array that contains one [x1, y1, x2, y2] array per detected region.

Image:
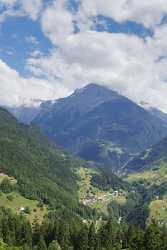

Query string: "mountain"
[[125, 136, 167, 173], [149, 108, 167, 124], [140, 101, 167, 124], [0, 107, 78, 209], [32, 83, 167, 173], [0, 107, 128, 219], [0, 110, 165, 250], [124, 136, 167, 227], [8, 105, 40, 124], [0, 107, 148, 250]]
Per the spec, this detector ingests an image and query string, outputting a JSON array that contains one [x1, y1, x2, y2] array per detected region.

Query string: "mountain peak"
[[74, 83, 117, 96], [83, 83, 106, 90], [33, 82, 167, 174]]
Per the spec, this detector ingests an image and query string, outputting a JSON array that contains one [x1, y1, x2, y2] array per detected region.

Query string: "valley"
[[1, 1, 167, 248], [1, 85, 167, 249]]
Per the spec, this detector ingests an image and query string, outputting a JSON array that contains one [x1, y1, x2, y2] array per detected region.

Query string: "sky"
[[1, 0, 167, 111]]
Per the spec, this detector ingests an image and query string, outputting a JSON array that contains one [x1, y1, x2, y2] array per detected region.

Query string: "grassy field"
[[0, 192, 47, 224], [126, 170, 159, 184], [0, 173, 47, 223], [148, 199, 167, 226], [125, 163, 167, 187], [0, 173, 17, 184]]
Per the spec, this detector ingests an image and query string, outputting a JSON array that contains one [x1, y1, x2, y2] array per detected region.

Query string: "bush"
[[6, 194, 14, 201]]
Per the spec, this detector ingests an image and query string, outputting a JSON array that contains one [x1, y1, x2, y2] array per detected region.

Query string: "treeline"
[[0, 207, 167, 250]]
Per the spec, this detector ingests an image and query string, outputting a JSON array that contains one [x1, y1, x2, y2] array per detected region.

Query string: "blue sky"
[[0, 3, 151, 76], [0, 16, 52, 75], [95, 16, 153, 38], [1, 0, 167, 112]]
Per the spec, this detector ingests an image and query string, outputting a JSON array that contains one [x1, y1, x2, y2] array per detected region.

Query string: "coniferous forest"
[[0, 206, 167, 250]]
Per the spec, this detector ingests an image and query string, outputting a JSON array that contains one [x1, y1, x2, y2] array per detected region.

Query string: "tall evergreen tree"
[[77, 226, 88, 250], [145, 222, 163, 250], [88, 223, 96, 250], [37, 237, 47, 250]]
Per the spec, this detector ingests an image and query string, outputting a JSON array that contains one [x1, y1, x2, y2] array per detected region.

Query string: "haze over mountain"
[[33, 83, 167, 173], [8, 105, 40, 124], [140, 101, 167, 124]]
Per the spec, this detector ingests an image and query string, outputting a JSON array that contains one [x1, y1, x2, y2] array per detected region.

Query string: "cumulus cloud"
[[21, 0, 43, 20], [27, 28, 167, 112], [0, 59, 69, 107], [77, 0, 167, 29], [2, 0, 167, 111], [0, 0, 43, 22], [41, 0, 74, 44]]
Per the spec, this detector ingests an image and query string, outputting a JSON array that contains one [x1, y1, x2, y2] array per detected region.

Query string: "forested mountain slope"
[[0, 109, 167, 250], [126, 136, 167, 173], [0, 107, 129, 214], [0, 107, 79, 209]]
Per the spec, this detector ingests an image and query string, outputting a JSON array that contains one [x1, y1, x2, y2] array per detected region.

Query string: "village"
[[82, 190, 125, 206]]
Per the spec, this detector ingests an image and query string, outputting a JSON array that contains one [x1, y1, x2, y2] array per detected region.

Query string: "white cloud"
[[0, 0, 43, 22], [41, 0, 74, 44], [0, 59, 69, 107], [2, 0, 167, 112], [27, 27, 167, 112], [21, 0, 43, 20], [77, 0, 167, 29]]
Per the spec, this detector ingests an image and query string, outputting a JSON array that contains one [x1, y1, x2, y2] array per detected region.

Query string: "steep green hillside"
[[125, 139, 167, 227], [0, 107, 79, 210], [0, 173, 47, 224], [125, 136, 167, 173], [125, 164, 167, 227], [0, 109, 166, 250], [0, 108, 129, 220]]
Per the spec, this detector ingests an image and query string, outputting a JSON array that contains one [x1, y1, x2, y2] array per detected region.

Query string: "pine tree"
[[32, 217, 40, 245], [77, 226, 88, 250], [100, 220, 115, 250], [58, 221, 70, 250], [88, 223, 96, 250], [37, 237, 47, 250], [128, 226, 145, 250], [145, 222, 163, 250]]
